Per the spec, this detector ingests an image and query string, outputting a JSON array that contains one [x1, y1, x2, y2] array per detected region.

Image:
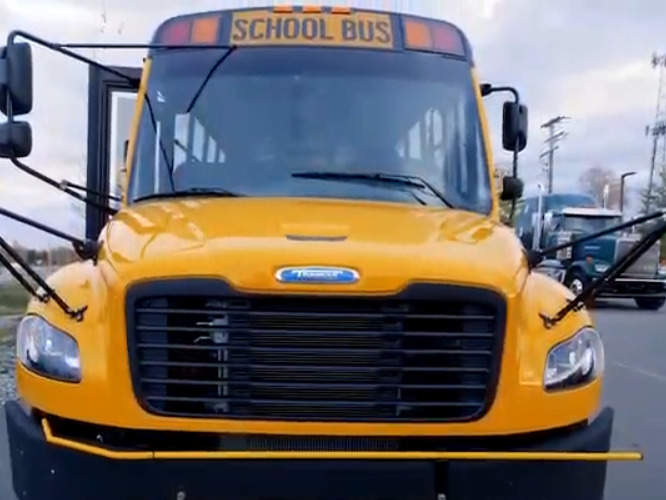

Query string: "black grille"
[[615, 239, 659, 277], [126, 280, 506, 422]]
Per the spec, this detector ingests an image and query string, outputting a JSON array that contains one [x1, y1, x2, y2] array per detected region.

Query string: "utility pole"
[[540, 116, 570, 193], [646, 53, 666, 213]]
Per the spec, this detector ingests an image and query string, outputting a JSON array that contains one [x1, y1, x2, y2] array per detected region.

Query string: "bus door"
[[85, 65, 140, 240]]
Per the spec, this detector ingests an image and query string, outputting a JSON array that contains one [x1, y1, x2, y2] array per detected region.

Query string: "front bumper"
[[597, 278, 666, 298], [6, 401, 614, 500]]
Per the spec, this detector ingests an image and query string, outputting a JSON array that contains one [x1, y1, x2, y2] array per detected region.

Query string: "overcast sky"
[[1, 0, 665, 247]]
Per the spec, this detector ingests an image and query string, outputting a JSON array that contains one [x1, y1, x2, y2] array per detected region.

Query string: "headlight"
[[555, 232, 573, 260], [544, 327, 604, 391], [15, 316, 81, 382], [594, 263, 610, 273]]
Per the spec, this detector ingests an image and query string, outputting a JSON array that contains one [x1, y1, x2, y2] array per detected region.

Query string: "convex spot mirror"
[[0, 121, 32, 158], [500, 176, 524, 201], [0, 42, 34, 117], [502, 102, 528, 152]]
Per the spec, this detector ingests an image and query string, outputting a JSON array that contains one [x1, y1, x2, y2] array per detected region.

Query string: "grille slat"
[[127, 280, 505, 422], [615, 239, 659, 277]]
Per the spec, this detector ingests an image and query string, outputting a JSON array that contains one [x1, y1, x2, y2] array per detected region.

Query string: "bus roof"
[[150, 6, 474, 62]]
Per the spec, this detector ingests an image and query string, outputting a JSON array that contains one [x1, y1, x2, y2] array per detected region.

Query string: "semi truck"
[[518, 189, 666, 310], [0, 5, 643, 500]]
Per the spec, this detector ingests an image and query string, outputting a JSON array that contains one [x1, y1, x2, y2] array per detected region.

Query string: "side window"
[[396, 98, 489, 212], [174, 113, 188, 167], [398, 108, 444, 179], [407, 121, 422, 160]]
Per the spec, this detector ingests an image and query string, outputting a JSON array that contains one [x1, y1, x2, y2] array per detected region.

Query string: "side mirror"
[[0, 43, 34, 117], [502, 102, 528, 152], [543, 211, 553, 230], [0, 121, 32, 158], [499, 176, 523, 201]]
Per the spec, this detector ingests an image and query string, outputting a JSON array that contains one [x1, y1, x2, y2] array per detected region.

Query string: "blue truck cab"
[[516, 191, 666, 310]]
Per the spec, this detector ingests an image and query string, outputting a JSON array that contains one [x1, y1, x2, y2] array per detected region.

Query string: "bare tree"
[[578, 165, 621, 208]]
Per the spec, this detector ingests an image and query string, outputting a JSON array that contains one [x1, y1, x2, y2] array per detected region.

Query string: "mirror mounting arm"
[[0, 206, 100, 262], [528, 209, 665, 270], [0, 231, 87, 321], [481, 84, 521, 104], [60, 180, 121, 203], [6, 30, 139, 91], [539, 209, 666, 329], [481, 83, 524, 224], [8, 155, 117, 216]]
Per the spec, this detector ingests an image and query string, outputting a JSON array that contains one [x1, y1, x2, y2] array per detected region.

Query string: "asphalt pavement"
[[0, 300, 664, 500]]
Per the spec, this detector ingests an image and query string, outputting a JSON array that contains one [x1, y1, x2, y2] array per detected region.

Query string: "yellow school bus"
[[0, 5, 637, 500]]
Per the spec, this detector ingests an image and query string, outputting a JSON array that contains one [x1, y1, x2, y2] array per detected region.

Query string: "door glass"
[[109, 91, 138, 210]]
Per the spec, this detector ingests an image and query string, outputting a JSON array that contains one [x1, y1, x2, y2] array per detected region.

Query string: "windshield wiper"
[[291, 171, 454, 208], [134, 187, 244, 203]]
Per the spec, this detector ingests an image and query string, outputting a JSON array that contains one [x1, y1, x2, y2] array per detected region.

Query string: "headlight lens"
[[544, 327, 604, 391], [594, 263, 610, 273], [15, 316, 81, 382]]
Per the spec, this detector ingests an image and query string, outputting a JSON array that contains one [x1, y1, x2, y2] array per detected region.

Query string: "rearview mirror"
[[502, 102, 528, 152], [0, 43, 34, 117], [0, 121, 32, 158], [499, 176, 524, 201]]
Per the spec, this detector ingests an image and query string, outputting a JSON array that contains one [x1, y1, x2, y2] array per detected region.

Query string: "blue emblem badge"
[[275, 266, 360, 284]]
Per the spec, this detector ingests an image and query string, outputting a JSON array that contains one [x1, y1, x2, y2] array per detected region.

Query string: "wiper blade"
[[291, 171, 454, 208], [134, 187, 244, 203]]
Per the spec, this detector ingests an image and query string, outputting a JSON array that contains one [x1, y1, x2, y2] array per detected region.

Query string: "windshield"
[[560, 215, 622, 233], [128, 47, 491, 213]]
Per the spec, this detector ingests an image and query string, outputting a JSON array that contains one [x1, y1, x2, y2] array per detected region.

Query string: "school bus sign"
[[230, 10, 394, 49]]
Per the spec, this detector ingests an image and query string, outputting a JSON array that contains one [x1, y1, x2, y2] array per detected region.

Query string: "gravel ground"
[[0, 317, 18, 405]]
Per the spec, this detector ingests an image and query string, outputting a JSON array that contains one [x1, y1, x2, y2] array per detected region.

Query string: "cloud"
[[1, 0, 665, 247]]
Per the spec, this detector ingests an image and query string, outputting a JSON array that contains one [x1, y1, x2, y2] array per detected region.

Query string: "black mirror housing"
[[0, 43, 34, 117], [500, 176, 524, 201], [502, 102, 528, 152], [0, 121, 32, 158]]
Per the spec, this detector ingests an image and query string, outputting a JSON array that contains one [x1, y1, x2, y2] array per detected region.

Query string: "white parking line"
[[612, 361, 666, 383]]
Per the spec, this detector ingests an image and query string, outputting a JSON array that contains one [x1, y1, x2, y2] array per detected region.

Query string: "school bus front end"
[[4, 7, 628, 500]]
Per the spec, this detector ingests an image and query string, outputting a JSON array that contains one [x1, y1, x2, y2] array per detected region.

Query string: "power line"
[[540, 115, 570, 194], [645, 53, 666, 213]]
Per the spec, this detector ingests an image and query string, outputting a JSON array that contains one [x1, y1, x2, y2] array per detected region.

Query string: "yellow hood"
[[99, 198, 528, 295]]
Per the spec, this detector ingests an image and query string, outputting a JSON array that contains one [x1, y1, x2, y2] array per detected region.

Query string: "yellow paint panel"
[[230, 10, 394, 49]]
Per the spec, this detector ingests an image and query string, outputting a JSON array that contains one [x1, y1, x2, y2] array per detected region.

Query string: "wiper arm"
[[291, 171, 454, 208], [134, 187, 244, 203]]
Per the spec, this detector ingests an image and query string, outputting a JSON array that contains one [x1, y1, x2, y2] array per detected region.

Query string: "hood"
[[99, 198, 528, 294], [571, 234, 617, 261]]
